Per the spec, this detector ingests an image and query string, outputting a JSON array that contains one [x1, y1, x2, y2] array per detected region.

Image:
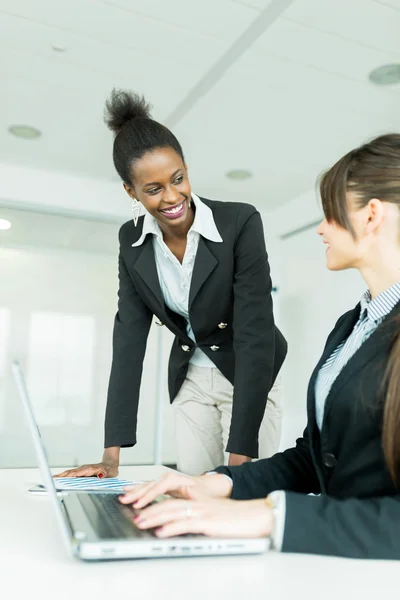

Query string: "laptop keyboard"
[[78, 493, 155, 539]]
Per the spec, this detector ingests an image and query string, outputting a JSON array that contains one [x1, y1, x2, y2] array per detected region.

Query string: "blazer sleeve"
[[104, 248, 152, 448], [282, 491, 400, 559], [227, 208, 279, 457], [216, 428, 321, 498]]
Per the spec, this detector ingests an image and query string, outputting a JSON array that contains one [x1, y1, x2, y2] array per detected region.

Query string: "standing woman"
[[58, 89, 287, 477]]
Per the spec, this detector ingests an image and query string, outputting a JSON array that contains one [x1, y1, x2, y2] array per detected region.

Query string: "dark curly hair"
[[104, 88, 185, 184]]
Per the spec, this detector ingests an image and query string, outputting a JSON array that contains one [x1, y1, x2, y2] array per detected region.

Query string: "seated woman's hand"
[[119, 471, 232, 509], [54, 461, 118, 478], [133, 497, 274, 539]]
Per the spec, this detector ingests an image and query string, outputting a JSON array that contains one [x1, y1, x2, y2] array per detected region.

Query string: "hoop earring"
[[131, 198, 141, 227]]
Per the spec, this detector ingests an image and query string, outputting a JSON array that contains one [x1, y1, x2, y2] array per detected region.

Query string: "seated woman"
[[119, 133, 400, 560]]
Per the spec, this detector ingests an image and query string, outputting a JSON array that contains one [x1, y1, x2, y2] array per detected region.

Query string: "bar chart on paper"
[[29, 477, 142, 494]]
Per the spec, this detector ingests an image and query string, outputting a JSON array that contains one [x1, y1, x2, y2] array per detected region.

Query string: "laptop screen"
[[12, 361, 72, 553]]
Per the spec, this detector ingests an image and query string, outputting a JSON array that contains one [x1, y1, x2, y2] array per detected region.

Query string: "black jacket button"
[[323, 453, 338, 468]]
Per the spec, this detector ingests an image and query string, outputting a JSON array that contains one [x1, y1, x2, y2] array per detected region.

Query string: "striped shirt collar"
[[360, 281, 400, 323], [132, 193, 222, 247]]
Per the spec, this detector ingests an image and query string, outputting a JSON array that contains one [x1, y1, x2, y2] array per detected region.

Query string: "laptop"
[[12, 361, 270, 560]]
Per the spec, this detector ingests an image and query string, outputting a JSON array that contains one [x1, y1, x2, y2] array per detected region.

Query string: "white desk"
[[1, 466, 397, 600]]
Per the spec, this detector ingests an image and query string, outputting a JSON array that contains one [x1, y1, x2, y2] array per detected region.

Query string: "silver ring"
[[185, 504, 192, 518]]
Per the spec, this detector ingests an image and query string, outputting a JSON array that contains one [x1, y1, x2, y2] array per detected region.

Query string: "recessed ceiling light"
[[226, 169, 252, 181], [51, 43, 67, 52], [0, 219, 11, 230], [369, 64, 400, 85], [8, 124, 41, 139]]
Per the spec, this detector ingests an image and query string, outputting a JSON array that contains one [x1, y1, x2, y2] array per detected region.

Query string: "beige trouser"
[[173, 364, 282, 475]]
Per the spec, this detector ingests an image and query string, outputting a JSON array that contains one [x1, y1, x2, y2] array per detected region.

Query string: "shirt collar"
[[132, 193, 222, 247], [131, 208, 159, 247], [189, 193, 222, 242], [360, 281, 400, 322]]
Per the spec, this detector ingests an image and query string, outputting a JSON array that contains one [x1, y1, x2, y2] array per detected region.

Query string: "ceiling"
[[1, 0, 400, 212]]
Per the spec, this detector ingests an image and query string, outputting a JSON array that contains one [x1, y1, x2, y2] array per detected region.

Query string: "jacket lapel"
[[133, 236, 165, 314], [132, 233, 219, 332], [189, 237, 218, 311], [322, 301, 400, 424], [307, 305, 361, 429]]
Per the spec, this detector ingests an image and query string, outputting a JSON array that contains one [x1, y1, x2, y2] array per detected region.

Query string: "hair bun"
[[104, 88, 153, 134]]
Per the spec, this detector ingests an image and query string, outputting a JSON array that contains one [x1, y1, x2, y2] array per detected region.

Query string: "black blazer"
[[216, 301, 400, 559], [105, 198, 287, 457]]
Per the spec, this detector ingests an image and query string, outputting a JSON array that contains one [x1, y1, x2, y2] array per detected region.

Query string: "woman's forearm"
[[102, 446, 121, 466]]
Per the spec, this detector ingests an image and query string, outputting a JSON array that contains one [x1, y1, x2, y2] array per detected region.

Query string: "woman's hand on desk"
[[133, 497, 274, 539], [120, 471, 232, 508], [54, 460, 118, 479], [55, 447, 120, 478]]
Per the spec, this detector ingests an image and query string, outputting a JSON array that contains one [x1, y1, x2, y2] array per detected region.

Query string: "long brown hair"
[[319, 133, 400, 484]]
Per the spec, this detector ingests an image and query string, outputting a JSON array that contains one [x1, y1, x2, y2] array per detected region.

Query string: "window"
[[27, 312, 95, 426]]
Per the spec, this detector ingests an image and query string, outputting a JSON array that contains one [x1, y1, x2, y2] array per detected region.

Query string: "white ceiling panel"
[[254, 17, 400, 86], [0, 12, 212, 78], [100, 0, 258, 42], [0, 2, 236, 180], [285, 0, 400, 56], [174, 47, 400, 208], [0, 0, 226, 64], [200, 49, 400, 127], [1, 77, 112, 178], [0, 14, 210, 118], [374, 0, 400, 11], [230, 0, 276, 10]]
